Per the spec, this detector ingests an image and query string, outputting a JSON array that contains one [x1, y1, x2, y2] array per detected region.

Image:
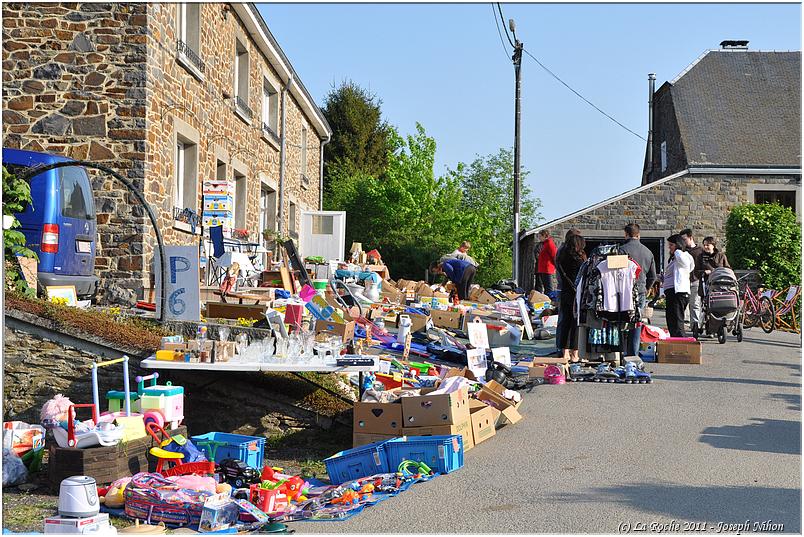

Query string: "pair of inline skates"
[[568, 361, 653, 384]]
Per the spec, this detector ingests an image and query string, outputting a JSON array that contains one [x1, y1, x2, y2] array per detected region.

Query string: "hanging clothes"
[[596, 259, 641, 313]]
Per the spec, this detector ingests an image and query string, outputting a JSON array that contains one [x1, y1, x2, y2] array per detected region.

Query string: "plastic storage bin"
[[385, 435, 464, 474], [191, 432, 266, 470], [324, 440, 389, 485]]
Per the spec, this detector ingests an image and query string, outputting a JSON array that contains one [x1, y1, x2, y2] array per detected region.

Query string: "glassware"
[[218, 326, 230, 342]]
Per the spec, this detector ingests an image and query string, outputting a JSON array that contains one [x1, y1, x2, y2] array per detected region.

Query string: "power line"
[[491, 3, 511, 59], [522, 48, 647, 142], [496, 3, 515, 48]]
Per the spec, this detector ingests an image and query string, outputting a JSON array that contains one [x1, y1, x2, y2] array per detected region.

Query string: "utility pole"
[[510, 19, 523, 286]]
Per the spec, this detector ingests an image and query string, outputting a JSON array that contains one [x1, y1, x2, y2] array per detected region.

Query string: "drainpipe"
[[646, 73, 656, 182], [278, 72, 294, 236], [319, 134, 330, 210]]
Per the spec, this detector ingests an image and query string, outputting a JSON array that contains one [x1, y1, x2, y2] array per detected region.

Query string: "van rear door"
[[57, 166, 96, 277]]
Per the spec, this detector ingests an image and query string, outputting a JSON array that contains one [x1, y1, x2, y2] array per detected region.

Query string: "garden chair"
[[206, 225, 228, 287], [771, 285, 801, 333]]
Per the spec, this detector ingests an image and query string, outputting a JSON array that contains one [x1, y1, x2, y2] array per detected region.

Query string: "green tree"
[[725, 202, 801, 290], [446, 148, 542, 286], [321, 80, 396, 197]]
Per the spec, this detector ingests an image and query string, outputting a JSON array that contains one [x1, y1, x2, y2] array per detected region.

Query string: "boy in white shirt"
[[664, 234, 695, 337]]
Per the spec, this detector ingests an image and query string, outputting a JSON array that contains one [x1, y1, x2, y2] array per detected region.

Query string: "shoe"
[[568, 364, 596, 382], [593, 363, 620, 383], [624, 361, 653, 384]]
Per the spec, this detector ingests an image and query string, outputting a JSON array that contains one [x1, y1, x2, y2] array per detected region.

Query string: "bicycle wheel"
[[742, 302, 757, 328], [759, 296, 775, 334]]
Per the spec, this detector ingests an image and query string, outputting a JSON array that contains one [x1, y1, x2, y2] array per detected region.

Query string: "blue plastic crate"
[[385, 435, 464, 474], [190, 432, 266, 470], [324, 440, 390, 485]]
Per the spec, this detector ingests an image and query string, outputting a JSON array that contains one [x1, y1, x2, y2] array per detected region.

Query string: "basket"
[[385, 435, 464, 474], [544, 364, 566, 385], [324, 440, 389, 485], [190, 432, 265, 470]]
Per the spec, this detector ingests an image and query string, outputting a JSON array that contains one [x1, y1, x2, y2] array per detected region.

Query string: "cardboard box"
[[468, 400, 497, 446], [353, 432, 398, 447], [430, 309, 464, 330], [656, 340, 702, 364], [401, 387, 471, 427], [408, 313, 431, 333], [471, 288, 499, 305], [476, 381, 523, 427], [353, 400, 403, 435], [44, 513, 112, 534], [443, 367, 478, 382], [402, 416, 474, 452], [205, 302, 267, 321], [315, 320, 356, 343]]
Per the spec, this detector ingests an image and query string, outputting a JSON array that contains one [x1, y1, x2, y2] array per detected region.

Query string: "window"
[[174, 138, 197, 213], [61, 167, 95, 220], [233, 39, 252, 121], [301, 127, 308, 177], [262, 78, 278, 134], [755, 190, 797, 211], [660, 141, 667, 172], [176, 3, 204, 76], [233, 171, 247, 229], [288, 201, 297, 237], [312, 214, 333, 235]]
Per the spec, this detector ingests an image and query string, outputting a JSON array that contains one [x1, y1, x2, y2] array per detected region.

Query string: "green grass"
[[299, 459, 327, 479]]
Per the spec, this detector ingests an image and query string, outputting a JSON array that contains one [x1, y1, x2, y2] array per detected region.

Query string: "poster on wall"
[[154, 246, 200, 322]]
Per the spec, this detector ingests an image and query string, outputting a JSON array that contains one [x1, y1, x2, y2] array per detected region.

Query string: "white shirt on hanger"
[[596, 259, 640, 313]]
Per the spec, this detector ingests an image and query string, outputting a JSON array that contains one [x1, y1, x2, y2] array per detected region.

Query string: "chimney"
[[646, 73, 656, 182], [720, 40, 749, 50]]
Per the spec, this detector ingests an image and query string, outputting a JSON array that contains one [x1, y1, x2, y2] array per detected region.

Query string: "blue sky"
[[257, 3, 801, 224]]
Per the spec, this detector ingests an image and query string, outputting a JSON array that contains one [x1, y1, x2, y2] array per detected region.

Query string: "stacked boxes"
[[203, 179, 235, 235]]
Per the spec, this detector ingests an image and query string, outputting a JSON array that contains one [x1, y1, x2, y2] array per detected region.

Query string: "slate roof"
[[670, 50, 801, 168]]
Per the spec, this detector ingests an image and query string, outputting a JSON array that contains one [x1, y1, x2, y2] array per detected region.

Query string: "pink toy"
[[166, 474, 217, 494], [40, 394, 74, 427], [544, 365, 566, 385]]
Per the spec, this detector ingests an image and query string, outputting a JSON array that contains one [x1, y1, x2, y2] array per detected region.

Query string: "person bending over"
[[430, 258, 476, 301]]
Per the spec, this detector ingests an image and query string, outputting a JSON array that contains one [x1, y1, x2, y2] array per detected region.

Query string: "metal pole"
[[512, 40, 523, 285]]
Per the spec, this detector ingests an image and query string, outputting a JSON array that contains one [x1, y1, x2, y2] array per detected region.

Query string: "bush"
[[725, 203, 801, 290]]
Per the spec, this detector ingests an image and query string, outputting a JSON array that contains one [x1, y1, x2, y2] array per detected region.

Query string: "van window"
[[61, 167, 95, 220]]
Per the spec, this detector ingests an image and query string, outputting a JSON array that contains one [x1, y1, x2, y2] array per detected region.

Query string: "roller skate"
[[592, 362, 620, 383], [624, 361, 653, 384], [568, 363, 596, 382]]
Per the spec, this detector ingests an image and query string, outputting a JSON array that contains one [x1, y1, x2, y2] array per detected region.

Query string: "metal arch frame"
[[17, 160, 168, 322]]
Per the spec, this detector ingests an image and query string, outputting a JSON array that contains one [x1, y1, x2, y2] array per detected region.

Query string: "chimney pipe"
[[647, 73, 656, 182]]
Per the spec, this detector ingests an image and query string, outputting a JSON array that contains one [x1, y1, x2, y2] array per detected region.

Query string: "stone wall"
[[2, 2, 149, 298], [144, 3, 321, 267], [519, 174, 800, 291], [3, 3, 324, 299]]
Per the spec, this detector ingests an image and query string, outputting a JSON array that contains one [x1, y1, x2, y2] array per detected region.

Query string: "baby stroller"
[[699, 267, 743, 344]]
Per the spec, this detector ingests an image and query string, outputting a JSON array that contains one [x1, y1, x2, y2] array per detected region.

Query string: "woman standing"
[[663, 234, 695, 337], [556, 234, 586, 362]]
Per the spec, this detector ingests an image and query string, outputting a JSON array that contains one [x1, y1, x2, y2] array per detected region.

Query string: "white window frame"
[[747, 183, 801, 220], [233, 171, 248, 230], [233, 39, 251, 123], [176, 3, 204, 81], [175, 141, 185, 210], [289, 201, 298, 238], [660, 141, 667, 172]]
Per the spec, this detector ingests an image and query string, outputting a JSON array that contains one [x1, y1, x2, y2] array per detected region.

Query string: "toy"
[[51, 404, 123, 449], [216, 458, 261, 489], [145, 422, 208, 476], [92, 356, 133, 419], [135, 373, 184, 429], [98, 476, 132, 509], [397, 460, 432, 478], [40, 394, 75, 428]]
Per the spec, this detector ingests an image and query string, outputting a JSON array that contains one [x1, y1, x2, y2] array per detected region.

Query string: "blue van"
[[3, 148, 99, 298]]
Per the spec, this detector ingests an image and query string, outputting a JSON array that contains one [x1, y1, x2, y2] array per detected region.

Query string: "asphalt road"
[[293, 328, 802, 534]]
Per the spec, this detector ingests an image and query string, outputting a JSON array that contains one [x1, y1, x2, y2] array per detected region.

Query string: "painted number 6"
[[169, 287, 186, 315]]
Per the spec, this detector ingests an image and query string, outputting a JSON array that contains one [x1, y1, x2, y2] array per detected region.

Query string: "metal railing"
[[235, 96, 253, 120], [176, 40, 205, 75], [173, 206, 200, 231]]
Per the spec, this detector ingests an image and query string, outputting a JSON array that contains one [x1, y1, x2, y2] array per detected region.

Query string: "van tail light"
[[41, 224, 59, 254]]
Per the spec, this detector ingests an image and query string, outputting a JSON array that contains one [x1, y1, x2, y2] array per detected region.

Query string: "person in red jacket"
[[536, 229, 558, 294]]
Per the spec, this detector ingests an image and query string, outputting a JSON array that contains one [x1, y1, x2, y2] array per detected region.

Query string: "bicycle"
[[738, 275, 775, 333]]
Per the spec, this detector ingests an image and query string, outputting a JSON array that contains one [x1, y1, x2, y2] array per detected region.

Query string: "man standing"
[[680, 228, 704, 333], [430, 258, 476, 301], [535, 230, 558, 294], [619, 223, 657, 355]]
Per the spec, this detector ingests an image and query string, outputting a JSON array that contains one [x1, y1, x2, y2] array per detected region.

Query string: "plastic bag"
[[3, 448, 28, 487]]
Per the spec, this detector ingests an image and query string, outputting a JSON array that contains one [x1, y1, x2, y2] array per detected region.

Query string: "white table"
[[140, 356, 380, 374]]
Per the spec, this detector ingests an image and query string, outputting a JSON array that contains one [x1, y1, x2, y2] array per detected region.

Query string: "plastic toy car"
[[216, 458, 261, 489]]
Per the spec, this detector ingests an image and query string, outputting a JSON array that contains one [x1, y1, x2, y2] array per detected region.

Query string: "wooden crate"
[[48, 426, 187, 490], [205, 301, 267, 320]]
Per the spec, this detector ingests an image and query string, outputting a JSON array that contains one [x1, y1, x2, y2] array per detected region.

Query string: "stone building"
[[519, 43, 801, 290], [2, 3, 331, 300]]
